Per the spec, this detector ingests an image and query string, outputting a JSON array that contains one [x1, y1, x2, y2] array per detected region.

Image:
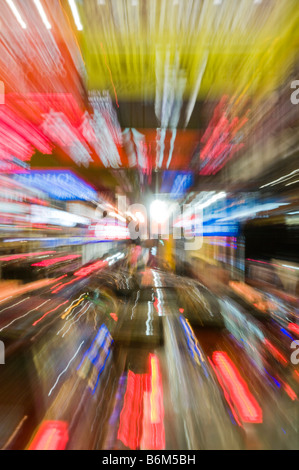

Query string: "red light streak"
[[74, 260, 107, 277], [32, 301, 68, 326], [50, 274, 68, 291], [263, 339, 288, 365], [51, 274, 68, 285], [117, 354, 165, 450], [288, 323, 299, 337], [211, 351, 263, 424], [51, 278, 77, 294], [110, 313, 118, 322], [208, 357, 242, 427], [32, 255, 80, 267], [145, 354, 165, 450], [117, 371, 146, 450], [153, 296, 159, 313], [282, 382, 297, 401], [51, 282, 62, 290], [199, 96, 248, 175], [28, 421, 69, 450], [0, 251, 55, 262]]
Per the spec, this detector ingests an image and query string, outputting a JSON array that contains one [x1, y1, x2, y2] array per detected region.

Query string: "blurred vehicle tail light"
[[28, 421, 69, 450], [210, 351, 263, 424]]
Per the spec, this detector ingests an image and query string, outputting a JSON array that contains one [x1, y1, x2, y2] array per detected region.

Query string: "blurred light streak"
[[280, 328, 294, 341], [32, 300, 69, 326], [146, 301, 154, 336], [260, 169, 299, 189], [51, 278, 78, 294], [282, 264, 299, 271], [208, 356, 242, 428], [142, 357, 165, 450], [2, 415, 28, 450], [91, 347, 111, 394], [263, 339, 288, 365], [131, 290, 140, 320], [0, 299, 50, 333], [197, 191, 226, 210], [100, 43, 119, 108], [282, 382, 297, 401], [77, 325, 113, 393], [28, 421, 69, 450], [60, 303, 92, 338], [0, 297, 30, 314], [48, 341, 85, 397], [5, 0, 27, 28], [41, 111, 92, 167], [68, 0, 83, 31], [33, 0, 51, 29], [0, 106, 51, 158], [200, 95, 248, 175], [285, 180, 299, 187], [246, 259, 280, 268], [180, 316, 206, 367], [117, 371, 145, 449], [118, 355, 165, 450], [211, 351, 263, 424], [0, 251, 55, 262], [288, 323, 299, 337], [0, 296, 13, 305], [156, 128, 166, 169], [153, 292, 162, 316], [131, 128, 149, 172], [57, 298, 88, 328], [51, 275, 68, 291], [109, 374, 127, 426], [74, 260, 108, 277], [149, 354, 164, 425], [184, 52, 208, 127], [32, 255, 81, 267], [264, 369, 281, 388], [57, 303, 89, 335], [166, 129, 177, 169], [61, 294, 86, 320]]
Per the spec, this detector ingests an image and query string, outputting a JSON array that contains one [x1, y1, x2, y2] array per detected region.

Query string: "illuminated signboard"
[[161, 171, 194, 198], [13, 170, 97, 202]]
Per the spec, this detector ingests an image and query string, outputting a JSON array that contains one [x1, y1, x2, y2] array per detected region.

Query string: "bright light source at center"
[[150, 200, 168, 224]]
